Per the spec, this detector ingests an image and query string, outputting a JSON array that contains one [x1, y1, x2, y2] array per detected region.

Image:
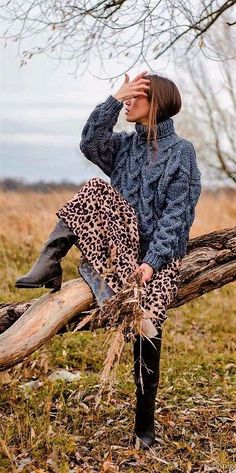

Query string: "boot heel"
[[45, 276, 62, 291]]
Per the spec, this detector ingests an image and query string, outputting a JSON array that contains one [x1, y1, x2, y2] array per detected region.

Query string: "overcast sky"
[[0, 35, 182, 183], [0, 24, 230, 187]]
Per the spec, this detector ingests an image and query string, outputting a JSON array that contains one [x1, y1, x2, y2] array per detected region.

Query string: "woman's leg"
[[15, 177, 140, 294], [132, 326, 162, 449], [55, 177, 140, 294], [15, 218, 78, 291], [15, 178, 108, 292]]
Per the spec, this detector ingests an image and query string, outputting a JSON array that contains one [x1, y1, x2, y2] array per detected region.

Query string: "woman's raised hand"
[[112, 71, 150, 102]]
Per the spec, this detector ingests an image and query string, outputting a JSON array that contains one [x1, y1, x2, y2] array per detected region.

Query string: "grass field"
[[0, 188, 235, 472]]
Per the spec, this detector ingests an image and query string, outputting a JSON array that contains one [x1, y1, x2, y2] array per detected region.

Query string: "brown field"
[[0, 188, 235, 472], [1, 188, 236, 243]]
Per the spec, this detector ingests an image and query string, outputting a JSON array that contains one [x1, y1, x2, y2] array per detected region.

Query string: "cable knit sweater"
[[79, 94, 202, 271]]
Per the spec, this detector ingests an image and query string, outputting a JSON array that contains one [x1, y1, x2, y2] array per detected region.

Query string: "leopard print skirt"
[[56, 177, 182, 329]]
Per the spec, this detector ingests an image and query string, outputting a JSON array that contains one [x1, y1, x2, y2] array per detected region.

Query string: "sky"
[[0, 18, 232, 187], [0, 37, 119, 183], [0, 11, 196, 186]]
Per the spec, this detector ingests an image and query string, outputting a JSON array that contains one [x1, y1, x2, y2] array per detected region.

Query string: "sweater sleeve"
[[79, 94, 125, 177], [141, 169, 193, 271]]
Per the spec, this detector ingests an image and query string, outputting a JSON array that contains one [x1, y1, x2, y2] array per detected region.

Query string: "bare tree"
[[176, 23, 236, 185], [0, 0, 236, 79]]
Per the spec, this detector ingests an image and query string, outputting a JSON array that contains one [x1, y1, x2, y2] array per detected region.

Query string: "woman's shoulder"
[[173, 135, 196, 153], [173, 136, 200, 177]]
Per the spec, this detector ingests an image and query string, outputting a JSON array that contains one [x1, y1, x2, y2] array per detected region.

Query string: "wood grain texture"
[[0, 279, 94, 371], [0, 226, 235, 371]]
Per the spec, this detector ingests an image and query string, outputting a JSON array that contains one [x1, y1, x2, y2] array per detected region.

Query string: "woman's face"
[[124, 95, 151, 125]]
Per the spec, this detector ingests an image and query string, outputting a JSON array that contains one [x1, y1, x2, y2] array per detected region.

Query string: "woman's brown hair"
[[144, 74, 182, 160]]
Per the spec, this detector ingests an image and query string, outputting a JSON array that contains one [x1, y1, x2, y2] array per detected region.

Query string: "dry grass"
[[0, 188, 235, 242], [0, 188, 235, 472]]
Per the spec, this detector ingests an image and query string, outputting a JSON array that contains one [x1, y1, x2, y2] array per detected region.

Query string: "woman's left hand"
[[133, 263, 154, 285]]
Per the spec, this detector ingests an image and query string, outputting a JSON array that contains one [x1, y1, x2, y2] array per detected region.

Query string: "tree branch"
[[0, 226, 235, 371]]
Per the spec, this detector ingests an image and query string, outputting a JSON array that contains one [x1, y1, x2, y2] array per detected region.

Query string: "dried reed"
[[73, 270, 162, 406]]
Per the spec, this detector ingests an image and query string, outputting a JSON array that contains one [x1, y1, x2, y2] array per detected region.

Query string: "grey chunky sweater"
[[79, 94, 202, 271]]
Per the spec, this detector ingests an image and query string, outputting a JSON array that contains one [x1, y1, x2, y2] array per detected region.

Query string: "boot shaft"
[[132, 328, 162, 447], [41, 218, 78, 259], [133, 329, 162, 391], [15, 218, 78, 291]]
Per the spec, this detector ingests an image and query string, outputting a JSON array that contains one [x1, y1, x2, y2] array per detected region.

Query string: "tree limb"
[[0, 226, 235, 371], [1, 0, 235, 75]]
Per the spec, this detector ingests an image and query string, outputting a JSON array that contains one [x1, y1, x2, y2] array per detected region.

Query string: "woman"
[[15, 70, 202, 449]]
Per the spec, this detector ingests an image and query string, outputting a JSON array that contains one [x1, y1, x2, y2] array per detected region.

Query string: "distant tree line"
[[0, 178, 235, 197], [0, 178, 84, 193]]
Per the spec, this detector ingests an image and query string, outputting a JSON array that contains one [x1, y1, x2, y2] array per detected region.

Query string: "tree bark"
[[0, 226, 235, 371]]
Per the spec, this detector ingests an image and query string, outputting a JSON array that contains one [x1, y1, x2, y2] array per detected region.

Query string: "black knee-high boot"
[[132, 327, 162, 449], [15, 218, 78, 291]]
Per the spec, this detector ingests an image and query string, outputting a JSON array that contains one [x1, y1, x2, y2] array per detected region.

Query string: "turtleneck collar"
[[135, 117, 175, 142]]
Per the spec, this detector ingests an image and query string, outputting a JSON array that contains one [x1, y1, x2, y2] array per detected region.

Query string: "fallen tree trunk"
[[176, 225, 236, 305], [0, 226, 235, 371], [0, 279, 95, 371]]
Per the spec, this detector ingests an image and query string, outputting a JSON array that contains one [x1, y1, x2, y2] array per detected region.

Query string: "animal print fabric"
[[56, 177, 182, 328]]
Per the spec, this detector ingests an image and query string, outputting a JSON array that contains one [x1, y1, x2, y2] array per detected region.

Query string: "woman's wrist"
[[112, 93, 124, 103]]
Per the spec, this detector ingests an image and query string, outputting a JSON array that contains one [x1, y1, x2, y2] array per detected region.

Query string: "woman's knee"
[[87, 177, 106, 188]]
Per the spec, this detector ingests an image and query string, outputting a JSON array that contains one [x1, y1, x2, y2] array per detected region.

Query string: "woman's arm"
[[79, 72, 150, 177], [79, 95, 125, 177], [141, 158, 201, 271]]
